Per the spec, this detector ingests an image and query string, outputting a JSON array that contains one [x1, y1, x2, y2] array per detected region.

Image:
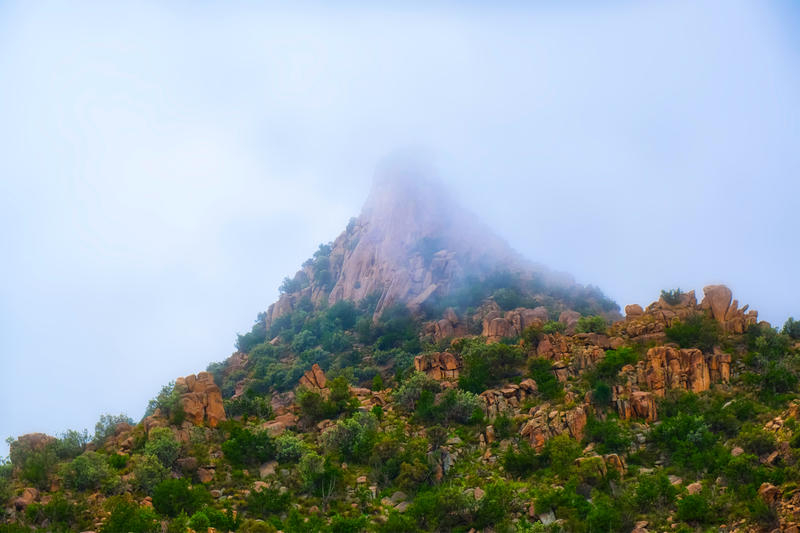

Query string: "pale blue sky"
[[1, 1, 799, 456]]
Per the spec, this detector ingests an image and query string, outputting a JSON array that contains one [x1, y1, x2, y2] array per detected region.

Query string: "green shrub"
[[394, 372, 441, 412], [650, 414, 720, 472], [298, 451, 341, 498], [634, 472, 676, 512], [275, 432, 309, 463], [224, 391, 273, 420], [188, 510, 210, 530], [61, 451, 113, 492], [676, 493, 711, 524], [473, 481, 515, 528], [321, 412, 379, 462], [53, 429, 90, 460], [660, 288, 684, 305], [132, 453, 169, 493], [542, 321, 566, 335], [247, 486, 290, 515], [665, 314, 721, 352], [592, 381, 612, 405], [583, 416, 631, 454], [783, 317, 800, 340], [108, 453, 129, 470], [94, 413, 134, 445], [586, 493, 623, 532], [434, 388, 483, 424], [458, 340, 525, 393], [144, 427, 181, 469], [101, 497, 159, 533], [528, 358, 563, 400], [152, 478, 211, 517], [409, 485, 475, 530], [9, 438, 58, 490], [595, 347, 638, 381], [221, 425, 276, 467], [144, 383, 185, 425], [575, 315, 607, 334], [736, 424, 777, 456]]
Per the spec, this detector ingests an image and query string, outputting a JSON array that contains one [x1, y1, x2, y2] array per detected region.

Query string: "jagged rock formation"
[[298, 363, 328, 391], [519, 404, 588, 451], [413, 352, 462, 381], [481, 305, 549, 343], [263, 165, 612, 330], [613, 285, 758, 342], [175, 372, 226, 428]]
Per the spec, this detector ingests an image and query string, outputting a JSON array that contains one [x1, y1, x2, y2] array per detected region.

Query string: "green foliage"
[[650, 413, 720, 472], [676, 493, 711, 524], [296, 377, 355, 425], [409, 485, 475, 530], [394, 372, 442, 412], [152, 478, 211, 517], [473, 481, 515, 528], [274, 432, 309, 463], [665, 314, 721, 351], [144, 383, 185, 425], [575, 315, 607, 334], [225, 390, 274, 420], [660, 288, 684, 305], [634, 472, 676, 512], [321, 412, 379, 462], [93, 413, 134, 445], [247, 486, 290, 516], [132, 453, 169, 493], [595, 347, 639, 381], [221, 425, 276, 467], [492, 287, 538, 311], [101, 497, 159, 533], [144, 427, 181, 469], [528, 357, 563, 400], [583, 416, 631, 454], [61, 451, 113, 492], [586, 493, 623, 532], [457, 339, 525, 393], [592, 381, 612, 405], [784, 317, 800, 340], [298, 451, 341, 497], [735, 424, 777, 456], [9, 438, 58, 490], [542, 321, 566, 335], [372, 373, 384, 391], [25, 493, 88, 531], [53, 429, 90, 460]]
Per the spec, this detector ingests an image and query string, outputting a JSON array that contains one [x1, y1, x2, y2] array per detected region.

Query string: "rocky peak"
[[265, 164, 552, 326]]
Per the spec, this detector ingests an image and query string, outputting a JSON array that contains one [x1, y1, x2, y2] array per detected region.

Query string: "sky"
[[1, 0, 799, 457]]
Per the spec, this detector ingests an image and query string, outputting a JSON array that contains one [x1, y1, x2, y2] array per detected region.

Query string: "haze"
[[1, 1, 799, 456]]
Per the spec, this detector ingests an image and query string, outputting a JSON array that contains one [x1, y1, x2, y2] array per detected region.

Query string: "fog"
[[1, 1, 799, 456]]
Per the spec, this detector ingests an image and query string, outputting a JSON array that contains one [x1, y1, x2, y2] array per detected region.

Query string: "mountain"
[[3, 168, 800, 533], [264, 162, 617, 331]]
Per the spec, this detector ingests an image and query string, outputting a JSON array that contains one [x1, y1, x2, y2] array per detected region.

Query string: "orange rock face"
[[481, 306, 548, 343], [414, 352, 462, 380], [298, 363, 328, 391], [176, 372, 226, 428]]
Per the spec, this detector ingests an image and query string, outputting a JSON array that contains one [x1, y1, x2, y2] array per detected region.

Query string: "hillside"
[[3, 176, 800, 533]]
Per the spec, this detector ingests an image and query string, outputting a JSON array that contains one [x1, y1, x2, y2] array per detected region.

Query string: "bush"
[[586, 493, 623, 532], [144, 427, 181, 469], [434, 388, 483, 424], [542, 321, 566, 335], [394, 372, 441, 412], [660, 288, 684, 305], [736, 424, 777, 456], [528, 358, 563, 400], [634, 472, 676, 512], [321, 412, 379, 462], [595, 347, 638, 381], [583, 416, 631, 454], [473, 481, 515, 528], [784, 317, 800, 340], [665, 314, 721, 352], [94, 413, 134, 445], [650, 414, 719, 472], [275, 432, 309, 463], [9, 438, 58, 490], [144, 383, 185, 425], [592, 381, 612, 405], [152, 478, 211, 517], [575, 315, 607, 334], [458, 340, 525, 393], [247, 486, 290, 515], [132, 453, 168, 493], [225, 391, 274, 420], [54, 429, 90, 460], [101, 497, 159, 533], [676, 493, 711, 524], [221, 425, 276, 467], [61, 451, 113, 492]]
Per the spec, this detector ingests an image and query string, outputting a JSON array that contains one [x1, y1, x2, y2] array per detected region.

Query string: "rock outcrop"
[[175, 372, 226, 428], [298, 363, 328, 391], [519, 403, 588, 450], [481, 306, 549, 343], [613, 345, 731, 421], [414, 352, 462, 381], [613, 285, 758, 341]]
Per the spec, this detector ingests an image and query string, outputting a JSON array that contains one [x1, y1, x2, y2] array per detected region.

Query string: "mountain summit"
[[265, 164, 613, 327]]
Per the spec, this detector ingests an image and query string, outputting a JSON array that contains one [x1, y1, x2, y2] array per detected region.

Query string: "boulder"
[[14, 487, 39, 510], [177, 372, 226, 428], [758, 483, 781, 507], [625, 304, 644, 317], [299, 363, 328, 391]]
